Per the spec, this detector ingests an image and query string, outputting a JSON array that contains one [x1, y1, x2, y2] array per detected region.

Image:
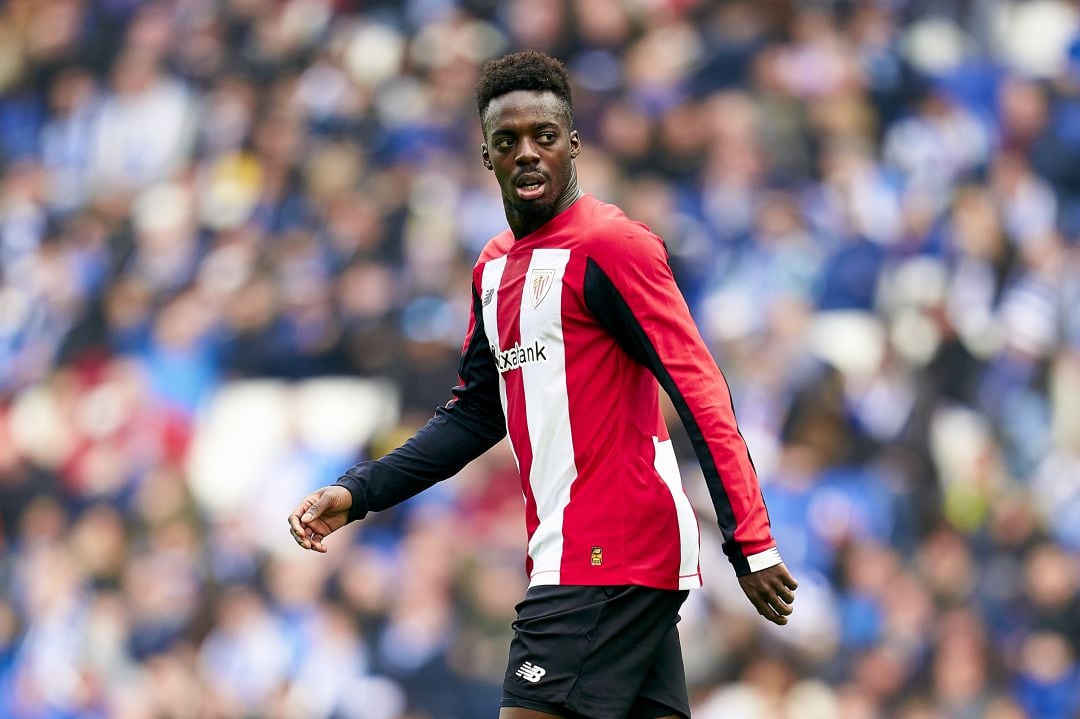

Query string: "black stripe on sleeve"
[[336, 286, 506, 522], [582, 257, 749, 575]]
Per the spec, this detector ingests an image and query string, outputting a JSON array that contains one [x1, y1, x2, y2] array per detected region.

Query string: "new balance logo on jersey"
[[482, 288, 494, 306], [492, 340, 548, 373], [515, 661, 547, 683]]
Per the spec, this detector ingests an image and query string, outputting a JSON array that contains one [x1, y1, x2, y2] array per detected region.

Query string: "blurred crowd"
[[1, 0, 1079, 717]]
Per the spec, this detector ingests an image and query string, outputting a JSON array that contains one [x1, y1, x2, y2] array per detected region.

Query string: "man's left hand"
[[738, 562, 798, 626]]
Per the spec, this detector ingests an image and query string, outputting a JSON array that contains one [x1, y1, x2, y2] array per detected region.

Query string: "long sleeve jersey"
[[337, 194, 781, 589]]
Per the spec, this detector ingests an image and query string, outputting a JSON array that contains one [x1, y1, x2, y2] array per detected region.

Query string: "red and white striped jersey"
[[337, 194, 781, 590]]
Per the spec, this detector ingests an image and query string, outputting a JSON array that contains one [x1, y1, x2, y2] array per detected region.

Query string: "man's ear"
[[569, 130, 581, 159], [481, 144, 493, 170]]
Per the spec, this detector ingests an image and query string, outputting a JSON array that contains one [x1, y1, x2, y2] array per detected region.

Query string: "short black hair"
[[476, 50, 573, 128]]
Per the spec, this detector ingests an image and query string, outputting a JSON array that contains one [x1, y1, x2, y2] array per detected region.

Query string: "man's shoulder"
[[576, 197, 667, 266], [476, 230, 515, 265]]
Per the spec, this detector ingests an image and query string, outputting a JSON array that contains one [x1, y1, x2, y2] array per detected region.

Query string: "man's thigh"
[[500, 585, 690, 719]]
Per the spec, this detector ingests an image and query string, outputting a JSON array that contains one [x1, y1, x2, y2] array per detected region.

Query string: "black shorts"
[[501, 584, 691, 719]]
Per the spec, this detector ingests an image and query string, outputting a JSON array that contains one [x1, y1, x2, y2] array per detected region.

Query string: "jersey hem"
[[528, 571, 703, 591]]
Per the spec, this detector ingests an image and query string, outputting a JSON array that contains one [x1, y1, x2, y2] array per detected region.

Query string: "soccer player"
[[288, 50, 797, 719]]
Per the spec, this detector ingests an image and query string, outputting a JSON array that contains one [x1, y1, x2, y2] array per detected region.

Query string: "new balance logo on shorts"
[[515, 661, 547, 683]]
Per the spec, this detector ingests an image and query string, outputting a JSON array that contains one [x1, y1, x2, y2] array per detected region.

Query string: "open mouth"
[[515, 173, 547, 201]]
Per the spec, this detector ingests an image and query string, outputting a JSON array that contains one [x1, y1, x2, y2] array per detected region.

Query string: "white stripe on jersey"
[[481, 257, 516, 471], [519, 249, 577, 586], [653, 437, 702, 589]]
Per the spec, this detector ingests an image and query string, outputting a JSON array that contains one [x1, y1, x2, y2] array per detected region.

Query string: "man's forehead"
[[484, 90, 568, 132]]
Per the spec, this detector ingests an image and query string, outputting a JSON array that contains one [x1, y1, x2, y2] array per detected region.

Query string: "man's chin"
[[508, 196, 556, 220]]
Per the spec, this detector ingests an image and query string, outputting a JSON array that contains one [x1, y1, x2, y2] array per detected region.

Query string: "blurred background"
[[0, 0, 1079, 717]]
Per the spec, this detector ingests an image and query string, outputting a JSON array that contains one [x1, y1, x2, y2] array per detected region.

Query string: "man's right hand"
[[288, 485, 353, 553]]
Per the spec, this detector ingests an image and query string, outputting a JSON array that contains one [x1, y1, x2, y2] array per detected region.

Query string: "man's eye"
[[539, 132, 556, 142], [495, 138, 514, 150]]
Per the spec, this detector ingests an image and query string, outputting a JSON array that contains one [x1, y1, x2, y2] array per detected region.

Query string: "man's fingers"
[[301, 495, 323, 523], [289, 521, 311, 549], [748, 584, 794, 625], [288, 494, 325, 551], [290, 495, 318, 527], [754, 596, 788, 625], [288, 513, 314, 549], [766, 578, 795, 619], [766, 609, 789, 625], [770, 595, 794, 616], [288, 512, 305, 537]]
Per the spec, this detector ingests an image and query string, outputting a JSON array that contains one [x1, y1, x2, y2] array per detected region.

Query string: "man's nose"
[[515, 138, 539, 165]]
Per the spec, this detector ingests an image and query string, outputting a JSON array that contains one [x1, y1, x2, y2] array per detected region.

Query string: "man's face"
[[481, 90, 580, 223]]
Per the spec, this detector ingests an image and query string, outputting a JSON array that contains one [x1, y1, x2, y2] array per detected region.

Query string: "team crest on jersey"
[[528, 268, 556, 307]]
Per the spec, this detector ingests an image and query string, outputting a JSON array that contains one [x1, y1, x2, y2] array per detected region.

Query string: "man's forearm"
[[336, 405, 506, 522]]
